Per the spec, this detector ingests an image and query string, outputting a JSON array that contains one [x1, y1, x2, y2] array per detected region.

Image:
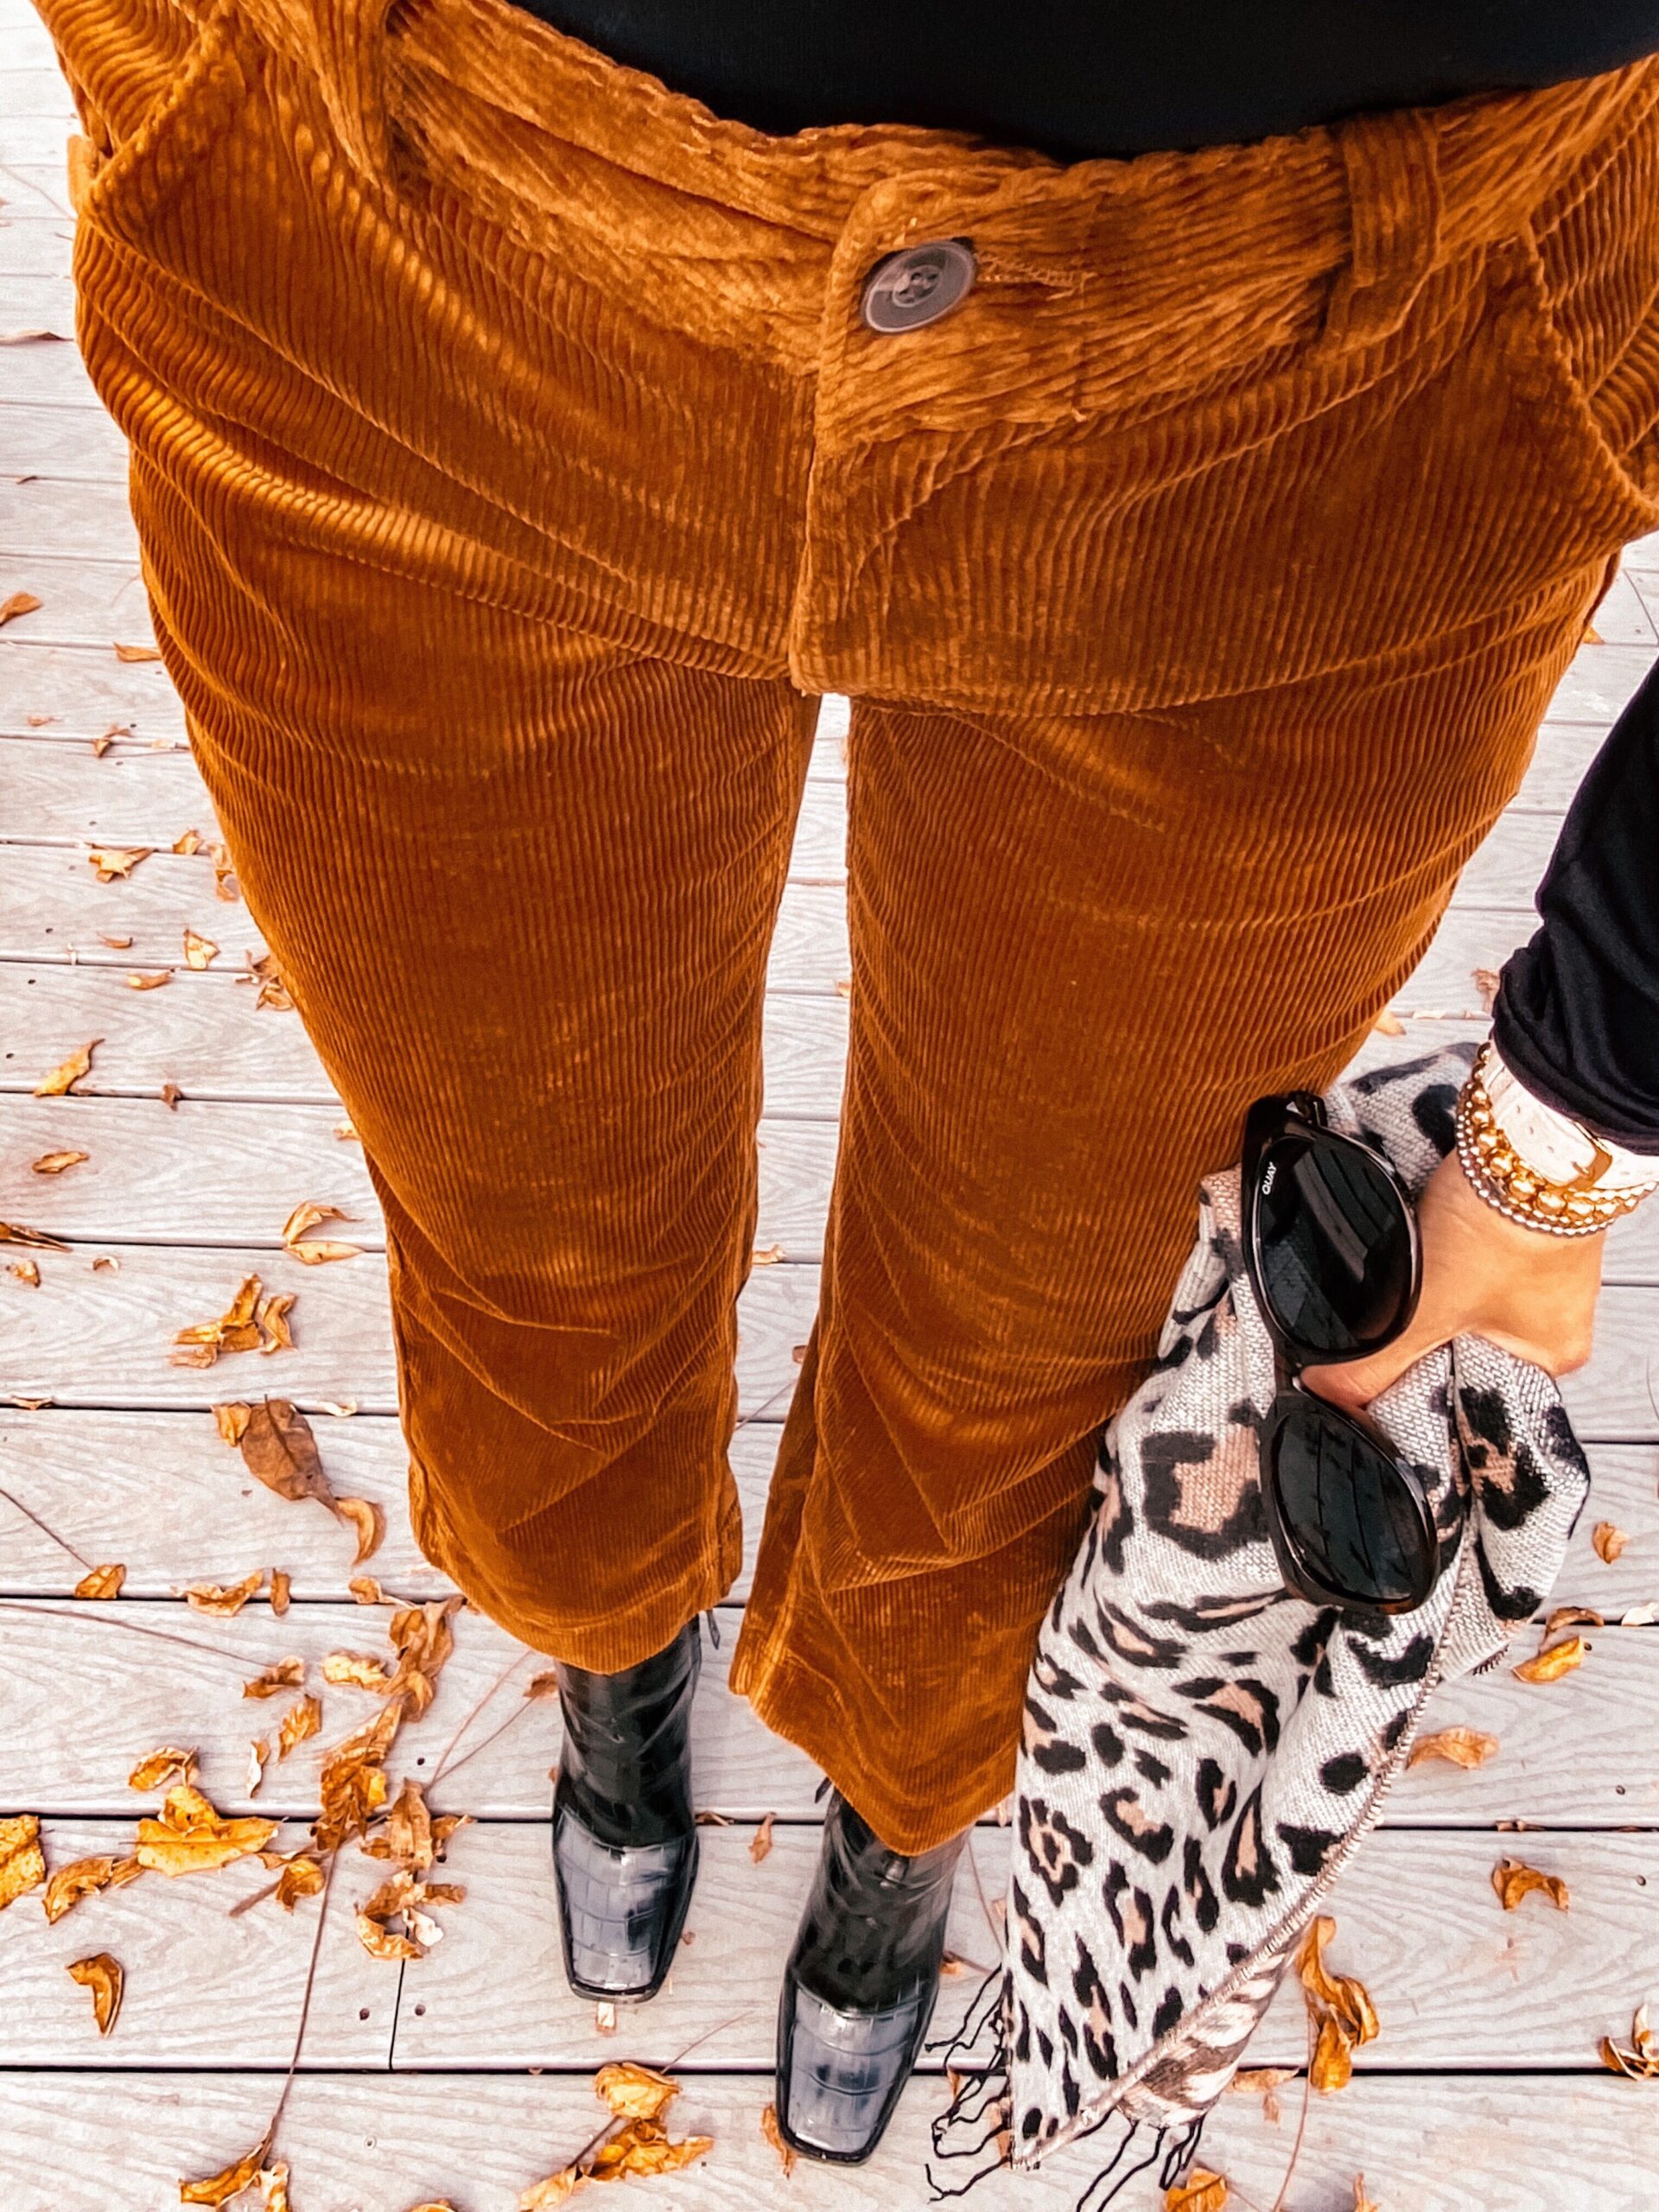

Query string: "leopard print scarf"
[[934, 1046, 1590, 2201]]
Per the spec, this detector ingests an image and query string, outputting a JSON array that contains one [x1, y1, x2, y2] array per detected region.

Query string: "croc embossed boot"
[[775, 1789, 968, 2162], [550, 1618, 702, 2002]]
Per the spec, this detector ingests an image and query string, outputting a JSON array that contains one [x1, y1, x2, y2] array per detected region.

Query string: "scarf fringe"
[[925, 1965, 1211, 2212]]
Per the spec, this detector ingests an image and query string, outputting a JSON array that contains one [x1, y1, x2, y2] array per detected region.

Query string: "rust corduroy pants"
[[37, 0, 1659, 1848]]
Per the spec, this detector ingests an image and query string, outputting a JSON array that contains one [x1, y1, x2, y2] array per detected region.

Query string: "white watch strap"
[[1484, 1040, 1658, 1193]]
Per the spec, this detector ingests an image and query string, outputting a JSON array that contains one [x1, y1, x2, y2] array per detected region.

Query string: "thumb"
[[1301, 1300, 1453, 1416]]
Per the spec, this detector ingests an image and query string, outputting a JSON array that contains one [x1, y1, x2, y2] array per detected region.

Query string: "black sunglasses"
[[1241, 1092, 1444, 1615]]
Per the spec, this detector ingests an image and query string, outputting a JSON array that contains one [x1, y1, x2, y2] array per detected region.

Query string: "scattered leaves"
[[43, 1853, 142, 1923], [1601, 2003, 1659, 2080], [1492, 1858, 1570, 1912], [1230, 2066, 1296, 2124], [750, 1811, 775, 1864], [314, 1700, 402, 1853], [87, 846, 152, 881], [1, 589, 43, 626], [183, 1570, 264, 1617], [1372, 1011, 1405, 1037], [127, 969, 172, 990], [98, 933, 134, 949], [130, 1747, 198, 1790], [1514, 1634, 1589, 1683], [1, 1218, 70, 1251], [381, 1595, 461, 1715], [241, 951, 291, 1007], [33, 1039, 99, 1096], [1472, 967, 1501, 1013], [114, 642, 162, 663], [1297, 1916, 1378, 2094], [276, 1695, 323, 1760], [243, 1658, 306, 1700], [1546, 1605, 1602, 1637], [67, 1952, 124, 2035], [1408, 1727, 1498, 1771], [173, 828, 205, 855], [183, 927, 219, 969], [31, 1148, 88, 1175], [518, 2064, 712, 2207], [180, 2136, 272, 2204], [761, 2101, 796, 2176], [0, 1815, 46, 1911], [173, 1280, 295, 1367], [270, 1569, 291, 1616], [74, 1562, 125, 1599], [281, 1199, 362, 1266], [247, 1738, 270, 1796], [349, 1577, 385, 1605], [1593, 1522, 1630, 1564], [135, 1784, 278, 1877], [1165, 2171, 1228, 2212], [323, 1650, 394, 1693], [274, 1853, 327, 1910], [7, 1259, 41, 1286]]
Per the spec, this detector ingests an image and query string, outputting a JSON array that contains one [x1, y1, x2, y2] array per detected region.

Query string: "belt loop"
[[312, 0, 399, 180], [1322, 106, 1444, 349]]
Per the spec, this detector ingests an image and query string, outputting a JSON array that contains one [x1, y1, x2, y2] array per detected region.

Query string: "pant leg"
[[731, 568, 1605, 1853], [144, 479, 816, 1663]]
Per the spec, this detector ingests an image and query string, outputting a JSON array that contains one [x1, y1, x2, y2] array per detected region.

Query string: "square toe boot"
[[550, 1618, 702, 2002], [775, 1790, 968, 2163]]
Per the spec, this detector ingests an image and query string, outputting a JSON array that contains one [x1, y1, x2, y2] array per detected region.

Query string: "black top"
[[512, 2, 1659, 1147]]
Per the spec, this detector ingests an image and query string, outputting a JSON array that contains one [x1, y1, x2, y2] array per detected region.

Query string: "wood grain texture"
[[0, 963, 852, 1111], [4, 1590, 1653, 1827], [3, 1819, 395, 2068], [387, 1824, 1659, 2071], [0, 641, 184, 741], [9, 2070, 1651, 2212]]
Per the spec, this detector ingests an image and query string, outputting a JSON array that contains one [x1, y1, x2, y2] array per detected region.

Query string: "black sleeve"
[[1492, 657, 1659, 1156]]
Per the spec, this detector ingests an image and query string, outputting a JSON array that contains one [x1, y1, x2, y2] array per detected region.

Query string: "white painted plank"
[[1545, 644, 1655, 724], [2, 1818, 395, 2067], [7, 1589, 1657, 1825], [2, 397, 130, 475], [0, 1599, 824, 1821], [391, 1825, 1659, 2071], [0, 963, 850, 1109], [0, 1408, 785, 1604], [0, 1236, 827, 1416], [0, 548, 154, 642], [2, 2071, 1652, 2212], [0, 640, 182, 741], [0, 209, 80, 278], [0, 732, 851, 879], [3, 67, 79, 116], [0, 843, 852, 992], [0, 279, 79, 346], [0, 1091, 841, 1256], [3, 1232, 1655, 1433]]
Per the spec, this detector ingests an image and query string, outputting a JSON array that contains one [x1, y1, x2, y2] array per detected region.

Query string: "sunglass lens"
[[1254, 1133, 1414, 1357], [1268, 1395, 1431, 1609]]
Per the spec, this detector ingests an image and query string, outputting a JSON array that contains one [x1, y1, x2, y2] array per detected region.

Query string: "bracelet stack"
[[1455, 1045, 1659, 1237]]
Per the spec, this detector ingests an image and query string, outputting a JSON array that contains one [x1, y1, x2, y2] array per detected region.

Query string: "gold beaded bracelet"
[[1455, 1048, 1659, 1237]]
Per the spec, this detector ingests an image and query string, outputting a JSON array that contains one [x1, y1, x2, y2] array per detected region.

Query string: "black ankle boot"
[[775, 1789, 968, 2164], [550, 1618, 701, 2002]]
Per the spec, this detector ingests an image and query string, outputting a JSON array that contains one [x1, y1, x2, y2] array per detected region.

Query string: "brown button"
[[860, 238, 976, 334]]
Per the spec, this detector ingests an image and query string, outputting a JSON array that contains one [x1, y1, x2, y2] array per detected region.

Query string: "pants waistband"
[[219, 0, 1659, 370]]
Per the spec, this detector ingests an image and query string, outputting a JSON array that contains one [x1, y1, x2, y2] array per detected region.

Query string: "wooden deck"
[[4, 16, 1659, 2207]]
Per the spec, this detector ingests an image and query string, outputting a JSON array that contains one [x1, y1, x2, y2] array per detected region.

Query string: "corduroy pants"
[[36, 0, 1659, 1849]]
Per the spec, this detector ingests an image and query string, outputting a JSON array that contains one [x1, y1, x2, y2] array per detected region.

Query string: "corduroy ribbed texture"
[[35, 0, 1659, 1849]]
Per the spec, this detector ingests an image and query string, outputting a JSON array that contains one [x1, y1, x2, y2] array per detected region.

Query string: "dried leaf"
[[761, 2101, 796, 2176], [242, 951, 291, 1007], [1372, 1010, 1405, 1037], [525, 1669, 560, 1700], [1492, 1858, 1570, 1912], [750, 1811, 775, 1865], [34, 1039, 100, 1097], [314, 1700, 403, 1852], [596, 2063, 681, 2123], [183, 928, 219, 969], [88, 846, 152, 881], [335, 1497, 385, 1564], [1513, 1634, 1589, 1683], [134, 1784, 276, 1876], [1593, 1522, 1630, 1564], [1546, 1605, 1603, 1637], [350, 1577, 385, 1605], [115, 642, 163, 662], [1621, 1602, 1659, 1626], [92, 1254, 118, 1273], [0, 1815, 47, 1911], [1407, 1727, 1498, 1771], [97, 933, 134, 948], [180, 2137, 272, 2204], [127, 970, 172, 990], [270, 1569, 291, 1616], [751, 1243, 785, 1266], [74, 1563, 125, 1600], [231, 1399, 333, 1506], [277, 1695, 323, 1760], [1353, 2176, 1381, 2212], [183, 1570, 264, 1617], [8, 1259, 41, 1287], [1309, 2012, 1355, 2093], [1166, 2171, 1229, 2212], [1471, 967, 1502, 1012], [363, 1778, 437, 1871], [172, 828, 205, 855], [243, 1659, 306, 1700], [172, 1275, 264, 1366], [1230, 2065, 1295, 2123], [1, 590, 43, 626], [129, 1747, 198, 1790], [1, 1218, 71, 1251], [31, 1149, 88, 1175], [1583, 621, 1605, 645], [323, 1650, 394, 1693], [594, 1999, 618, 2036], [162, 1083, 183, 1109], [383, 1594, 461, 1714], [1297, 1913, 1377, 2091], [274, 1853, 327, 1910], [43, 1853, 143, 1924], [257, 1291, 296, 1353], [356, 1907, 423, 1961], [67, 1951, 124, 2035], [334, 1118, 359, 1141], [1601, 2003, 1659, 2079]]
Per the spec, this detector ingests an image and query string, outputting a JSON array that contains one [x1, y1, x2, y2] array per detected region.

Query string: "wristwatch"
[[1454, 1040, 1659, 1236]]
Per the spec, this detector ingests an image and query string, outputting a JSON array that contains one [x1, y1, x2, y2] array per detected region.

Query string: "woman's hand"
[[1302, 1147, 1607, 1413]]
